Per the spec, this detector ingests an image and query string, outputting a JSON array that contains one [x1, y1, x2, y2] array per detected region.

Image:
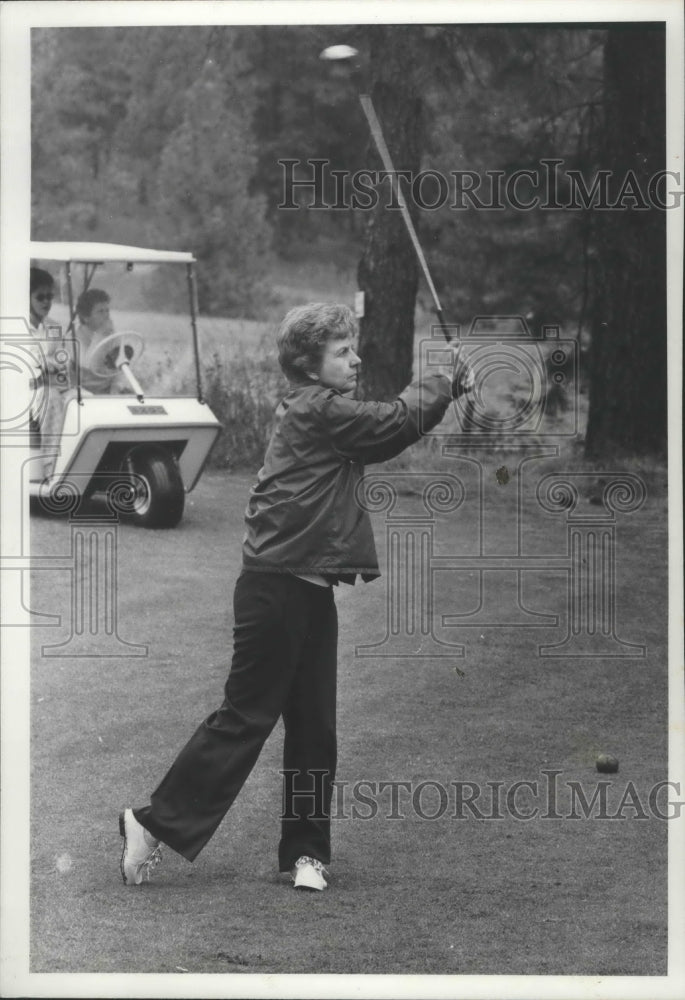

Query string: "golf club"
[[358, 94, 451, 343], [320, 44, 453, 343]]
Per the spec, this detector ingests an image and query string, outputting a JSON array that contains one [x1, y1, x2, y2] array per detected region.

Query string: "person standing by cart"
[[120, 301, 472, 891]]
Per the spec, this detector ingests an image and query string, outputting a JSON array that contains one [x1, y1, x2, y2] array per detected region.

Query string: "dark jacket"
[[242, 373, 453, 581]]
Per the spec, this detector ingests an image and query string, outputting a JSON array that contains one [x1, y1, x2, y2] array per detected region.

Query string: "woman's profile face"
[[30, 285, 54, 326]]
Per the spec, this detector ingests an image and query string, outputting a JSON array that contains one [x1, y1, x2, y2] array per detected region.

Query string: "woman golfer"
[[120, 302, 471, 891]]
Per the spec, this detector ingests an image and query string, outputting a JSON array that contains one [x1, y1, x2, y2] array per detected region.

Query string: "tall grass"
[[201, 346, 287, 470], [145, 335, 287, 471]]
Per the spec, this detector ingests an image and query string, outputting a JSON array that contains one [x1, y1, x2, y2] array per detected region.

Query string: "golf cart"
[[29, 242, 221, 528]]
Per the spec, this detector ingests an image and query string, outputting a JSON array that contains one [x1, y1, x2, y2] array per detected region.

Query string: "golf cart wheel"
[[118, 446, 185, 528]]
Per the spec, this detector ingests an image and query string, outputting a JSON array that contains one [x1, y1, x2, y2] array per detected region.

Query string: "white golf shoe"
[[119, 808, 162, 885], [291, 855, 329, 891]]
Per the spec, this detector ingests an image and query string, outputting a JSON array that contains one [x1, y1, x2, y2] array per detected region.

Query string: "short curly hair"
[[276, 302, 357, 382], [76, 287, 110, 322]]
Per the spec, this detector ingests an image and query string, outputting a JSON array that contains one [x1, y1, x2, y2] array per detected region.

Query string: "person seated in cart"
[[27, 242, 217, 521], [74, 288, 125, 393]]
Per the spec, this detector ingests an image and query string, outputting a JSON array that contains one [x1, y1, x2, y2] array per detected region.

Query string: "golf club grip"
[[359, 93, 447, 335]]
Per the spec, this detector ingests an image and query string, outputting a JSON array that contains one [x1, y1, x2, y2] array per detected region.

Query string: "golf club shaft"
[[359, 94, 452, 343]]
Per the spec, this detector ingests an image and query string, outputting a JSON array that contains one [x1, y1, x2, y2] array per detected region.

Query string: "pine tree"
[[584, 25, 667, 456]]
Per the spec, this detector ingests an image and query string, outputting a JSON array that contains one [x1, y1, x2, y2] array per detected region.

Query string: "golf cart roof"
[[30, 241, 195, 264]]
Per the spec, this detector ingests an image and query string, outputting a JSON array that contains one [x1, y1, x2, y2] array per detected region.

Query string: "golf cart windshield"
[[30, 241, 203, 403]]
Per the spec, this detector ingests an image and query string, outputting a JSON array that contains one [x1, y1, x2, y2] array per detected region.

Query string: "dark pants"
[[134, 571, 338, 871]]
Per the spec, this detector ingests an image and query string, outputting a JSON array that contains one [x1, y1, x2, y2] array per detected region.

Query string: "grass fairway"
[[30, 463, 668, 976]]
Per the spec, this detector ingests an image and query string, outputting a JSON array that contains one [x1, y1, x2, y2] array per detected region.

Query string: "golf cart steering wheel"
[[85, 331, 145, 378]]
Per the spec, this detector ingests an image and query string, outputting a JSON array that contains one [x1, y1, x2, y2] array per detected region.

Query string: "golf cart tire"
[[119, 446, 185, 528]]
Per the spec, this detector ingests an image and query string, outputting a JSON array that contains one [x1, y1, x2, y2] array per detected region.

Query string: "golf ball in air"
[[320, 45, 359, 61]]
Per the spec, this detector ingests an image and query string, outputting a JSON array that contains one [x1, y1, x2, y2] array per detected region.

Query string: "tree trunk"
[[585, 26, 667, 458], [357, 26, 423, 401]]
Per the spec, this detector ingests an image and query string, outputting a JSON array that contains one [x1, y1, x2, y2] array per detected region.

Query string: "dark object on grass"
[[595, 753, 619, 773]]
